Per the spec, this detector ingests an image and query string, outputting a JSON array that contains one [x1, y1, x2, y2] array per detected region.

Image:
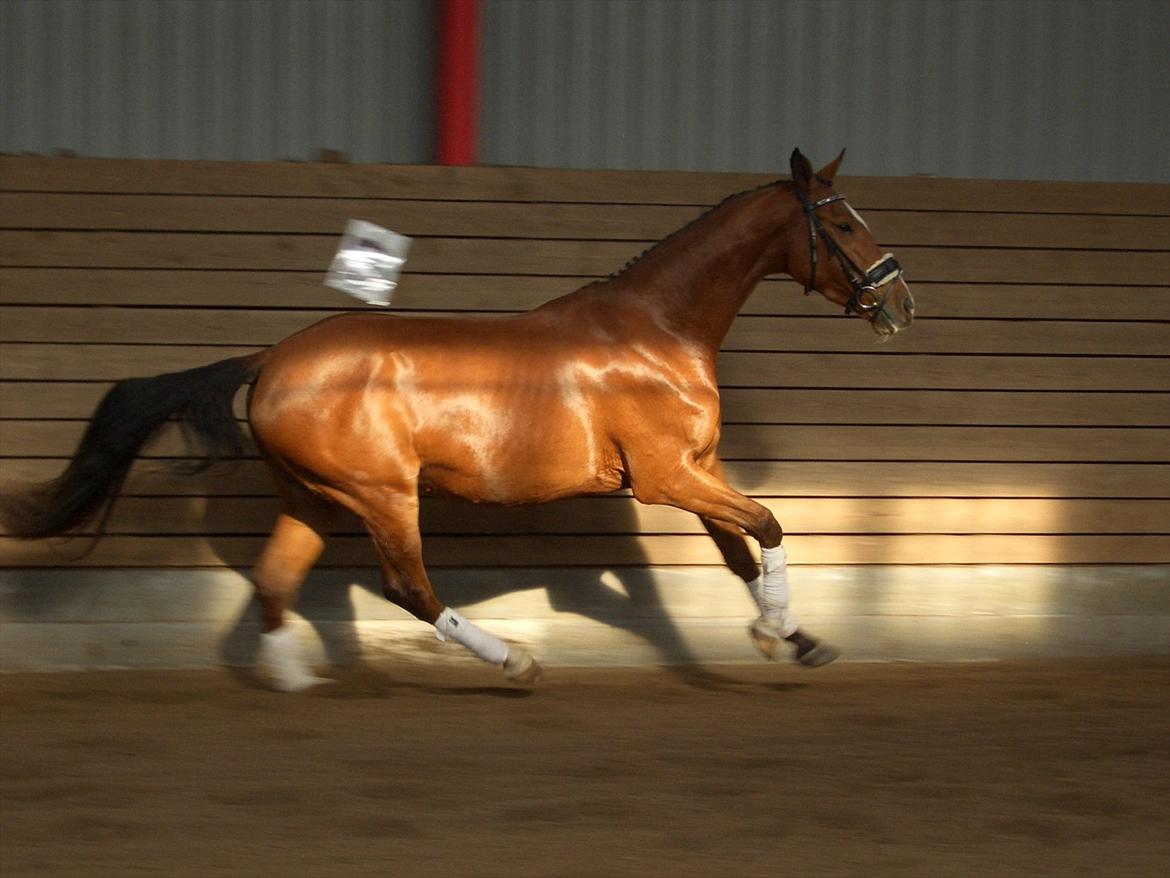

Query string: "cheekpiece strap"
[[801, 193, 848, 294]]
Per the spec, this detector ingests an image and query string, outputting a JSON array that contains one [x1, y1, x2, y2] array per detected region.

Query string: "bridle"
[[796, 183, 903, 317]]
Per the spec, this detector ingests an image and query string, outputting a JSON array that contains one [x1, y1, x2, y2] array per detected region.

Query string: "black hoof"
[[785, 630, 840, 668]]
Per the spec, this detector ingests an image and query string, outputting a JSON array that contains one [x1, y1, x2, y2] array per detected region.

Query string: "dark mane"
[[607, 177, 791, 281]]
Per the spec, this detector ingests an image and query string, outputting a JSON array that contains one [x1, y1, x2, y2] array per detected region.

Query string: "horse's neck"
[[606, 183, 795, 354]]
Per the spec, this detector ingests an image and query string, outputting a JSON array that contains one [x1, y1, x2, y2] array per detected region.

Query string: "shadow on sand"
[[206, 491, 752, 691]]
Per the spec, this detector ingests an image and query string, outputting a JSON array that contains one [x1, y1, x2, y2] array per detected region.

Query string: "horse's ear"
[[817, 149, 846, 184], [790, 148, 814, 190]]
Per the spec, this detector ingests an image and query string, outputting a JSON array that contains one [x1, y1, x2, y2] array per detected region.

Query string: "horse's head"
[[784, 148, 915, 338]]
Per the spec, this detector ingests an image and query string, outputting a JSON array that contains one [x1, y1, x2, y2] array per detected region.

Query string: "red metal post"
[[435, 0, 480, 165]]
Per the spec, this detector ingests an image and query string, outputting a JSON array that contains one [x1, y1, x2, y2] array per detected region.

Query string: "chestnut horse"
[[1, 149, 914, 690]]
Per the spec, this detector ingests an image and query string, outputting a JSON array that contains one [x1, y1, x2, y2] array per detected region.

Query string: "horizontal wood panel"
[[18, 496, 1162, 537], [3, 270, 1166, 322], [4, 195, 704, 239], [5, 157, 1167, 214], [4, 457, 1165, 499], [3, 307, 1166, 356], [5, 344, 1164, 392], [717, 425, 1170, 462], [4, 381, 1164, 427], [4, 422, 1166, 464], [5, 231, 1169, 285], [721, 353, 1168, 392], [0, 344, 264, 381], [7, 193, 1168, 250], [2, 533, 1166, 567]]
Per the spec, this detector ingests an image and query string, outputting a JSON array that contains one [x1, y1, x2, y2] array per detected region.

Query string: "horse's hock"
[[1, 157, 1167, 671]]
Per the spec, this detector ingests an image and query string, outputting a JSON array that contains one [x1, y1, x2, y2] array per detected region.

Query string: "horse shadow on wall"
[[203, 480, 749, 685]]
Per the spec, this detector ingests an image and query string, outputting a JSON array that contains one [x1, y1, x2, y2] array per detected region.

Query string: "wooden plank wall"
[[1, 157, 1168, 573]]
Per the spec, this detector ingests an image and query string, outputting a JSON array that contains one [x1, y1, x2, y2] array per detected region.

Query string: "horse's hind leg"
[[360, 490, 542, 684], [253, 498, 334, 691]]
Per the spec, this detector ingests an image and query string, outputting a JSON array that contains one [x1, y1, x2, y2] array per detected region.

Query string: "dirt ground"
[[2, 657, 1168, 878]]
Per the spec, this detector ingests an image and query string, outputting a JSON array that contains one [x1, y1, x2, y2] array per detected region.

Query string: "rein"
[[796, 185, 902, 317]]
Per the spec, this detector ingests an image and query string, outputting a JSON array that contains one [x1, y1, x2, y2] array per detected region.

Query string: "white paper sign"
[[325, 220, 412, 306]]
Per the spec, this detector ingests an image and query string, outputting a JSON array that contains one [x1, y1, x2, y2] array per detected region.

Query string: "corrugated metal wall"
[[0, 0, 434, 163], [481, 0, 1170, 182], [1, 0, 1168, 181]]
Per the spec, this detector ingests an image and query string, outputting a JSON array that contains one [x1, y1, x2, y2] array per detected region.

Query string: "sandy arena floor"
[[2, 657, 1168, 878]]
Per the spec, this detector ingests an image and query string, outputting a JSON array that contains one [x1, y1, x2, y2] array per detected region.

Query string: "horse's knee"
[[754, 511, 783, 548], [377, 565, 444, 624]]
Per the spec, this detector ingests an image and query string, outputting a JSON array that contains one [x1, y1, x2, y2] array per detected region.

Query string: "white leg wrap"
[[434, 607, 509, 665], [259, 626, 330, 692], [746, 544, 798, 637]]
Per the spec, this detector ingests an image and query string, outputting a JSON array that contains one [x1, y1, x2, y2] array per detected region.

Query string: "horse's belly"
[[413, 403, 621, 504], [418, 462, 619, 504]]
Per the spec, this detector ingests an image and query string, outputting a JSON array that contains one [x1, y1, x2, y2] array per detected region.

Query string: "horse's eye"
[[835, 223, 852, 233]]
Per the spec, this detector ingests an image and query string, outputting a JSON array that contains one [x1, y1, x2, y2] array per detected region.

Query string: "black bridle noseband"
[[797, 185, 903, 317]]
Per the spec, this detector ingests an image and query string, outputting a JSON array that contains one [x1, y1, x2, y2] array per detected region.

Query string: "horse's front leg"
[[632, 456, 838, 668], [702, 515, 836, 667]]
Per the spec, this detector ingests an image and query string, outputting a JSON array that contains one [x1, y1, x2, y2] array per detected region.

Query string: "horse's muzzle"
[[871, 282, 915, 339]]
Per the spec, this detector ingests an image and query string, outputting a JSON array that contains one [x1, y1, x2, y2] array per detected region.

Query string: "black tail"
[[1, 355, 263, 540]]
